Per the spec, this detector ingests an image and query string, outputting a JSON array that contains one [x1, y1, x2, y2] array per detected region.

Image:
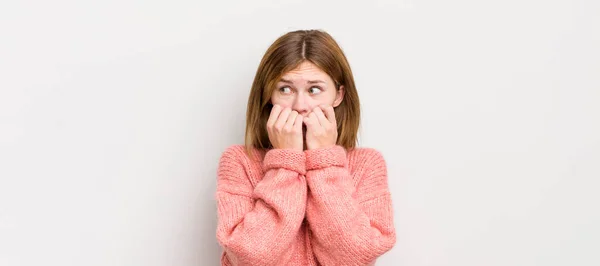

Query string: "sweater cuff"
[[305, 145, 348, 170], [263, 149, 306, 174]]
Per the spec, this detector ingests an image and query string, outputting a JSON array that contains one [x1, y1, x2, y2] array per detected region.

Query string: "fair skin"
[[266, 61, 344, 151]]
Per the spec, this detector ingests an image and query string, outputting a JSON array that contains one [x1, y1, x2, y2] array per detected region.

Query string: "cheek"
[[270, 95, 293, 108], [313, 95, 336, 107]]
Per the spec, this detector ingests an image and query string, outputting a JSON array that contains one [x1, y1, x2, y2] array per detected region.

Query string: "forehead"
[[280, 61, 331, 82]]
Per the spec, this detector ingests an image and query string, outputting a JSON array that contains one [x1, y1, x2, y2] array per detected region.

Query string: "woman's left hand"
[[303, 105, 338, 150]]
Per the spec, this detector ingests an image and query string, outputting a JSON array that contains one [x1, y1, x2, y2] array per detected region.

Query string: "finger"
[[322, 105, 336, 124], [304, 112, 318, 129], [267, 104, 282, 128], [275, 107, 292, 129], [312, 106, 328, 127], [293, 114, 303, 132], [284, 110, 298, 130]]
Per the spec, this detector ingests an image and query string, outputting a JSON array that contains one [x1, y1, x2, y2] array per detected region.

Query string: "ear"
[[333, 85, 344, 107]]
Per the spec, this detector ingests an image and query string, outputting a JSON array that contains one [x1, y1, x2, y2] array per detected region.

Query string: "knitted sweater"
[[215, 144, 396, 266]]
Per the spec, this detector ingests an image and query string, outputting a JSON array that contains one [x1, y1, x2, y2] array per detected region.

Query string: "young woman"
[[215, 29, 396, 266]]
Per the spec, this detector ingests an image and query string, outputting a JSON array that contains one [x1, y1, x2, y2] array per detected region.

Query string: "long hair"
[[244, 29, 360, 157]]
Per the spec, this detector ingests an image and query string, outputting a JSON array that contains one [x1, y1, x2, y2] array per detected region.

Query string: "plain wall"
[[1, 0, 599, 265]]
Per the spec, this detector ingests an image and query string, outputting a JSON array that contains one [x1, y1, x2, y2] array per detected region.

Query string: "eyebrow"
[[279, 78, 326, 84]]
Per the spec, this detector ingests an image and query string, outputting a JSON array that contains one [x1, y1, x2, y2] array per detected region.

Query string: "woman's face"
[[270, 61, 344, 117]]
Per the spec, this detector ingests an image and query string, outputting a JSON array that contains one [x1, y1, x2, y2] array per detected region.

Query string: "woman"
[[215, 29, 396, 266]]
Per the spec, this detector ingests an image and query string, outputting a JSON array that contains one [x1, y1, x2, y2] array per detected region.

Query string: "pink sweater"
[[215, 144, 396, 266]]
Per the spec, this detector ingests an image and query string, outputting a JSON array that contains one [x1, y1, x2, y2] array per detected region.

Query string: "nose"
[[292, 93, 310, 116]]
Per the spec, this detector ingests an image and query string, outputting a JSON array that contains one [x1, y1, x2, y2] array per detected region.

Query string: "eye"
[[279, 86, 292, 94], [308, 86, 322, 94]]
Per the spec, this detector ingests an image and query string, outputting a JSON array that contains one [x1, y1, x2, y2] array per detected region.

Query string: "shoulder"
[[347, 146, 386, 165], [348, 147, 390, 196], [217, 145, 258, 195], [219, 144, 265, 166], [218, 145, 244, 165], [346, 147, 388, 177], [220, 144, 246, 160]]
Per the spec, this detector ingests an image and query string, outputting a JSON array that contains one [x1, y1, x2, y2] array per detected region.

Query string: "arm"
[[304, 145, 396, 266], [215, 146, 307, 266]]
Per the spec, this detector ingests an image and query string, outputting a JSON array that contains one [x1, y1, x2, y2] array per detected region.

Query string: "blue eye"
[[309, 87, 322, 94]]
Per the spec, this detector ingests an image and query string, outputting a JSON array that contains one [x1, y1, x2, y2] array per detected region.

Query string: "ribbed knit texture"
[[215, 144, 396, 266]]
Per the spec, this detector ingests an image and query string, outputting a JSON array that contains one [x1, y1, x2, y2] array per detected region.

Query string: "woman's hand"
[[303, 105, 338, 150], [266, 104, 304, 151]]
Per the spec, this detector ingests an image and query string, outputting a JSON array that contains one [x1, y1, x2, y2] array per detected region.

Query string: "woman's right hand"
[[266, 104, 304, 151]]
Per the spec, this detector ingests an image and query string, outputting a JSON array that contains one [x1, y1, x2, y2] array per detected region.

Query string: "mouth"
[[302, 125, 307, 139], [302, 125, 307, 150]]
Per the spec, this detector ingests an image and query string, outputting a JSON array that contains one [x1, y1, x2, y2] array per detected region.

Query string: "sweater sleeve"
[[215, 146, 307, 266], [304, 145, 396, 266]]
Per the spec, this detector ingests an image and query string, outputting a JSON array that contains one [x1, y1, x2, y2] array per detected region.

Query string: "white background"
[[1, 0, 599, 265]]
